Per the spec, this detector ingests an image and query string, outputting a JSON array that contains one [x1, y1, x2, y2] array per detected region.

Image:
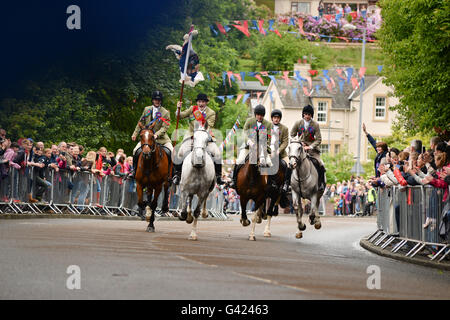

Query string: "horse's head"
[[191, 121, 210, 168], [288, 138, 306, 169], [139, 121, 156, 159]]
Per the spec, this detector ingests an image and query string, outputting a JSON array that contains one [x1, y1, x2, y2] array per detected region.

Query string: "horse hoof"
[[189, 235, 198, 241], [240, 219, 251, 227], [264, 232, 271, 238], [178, 211, 187, 221], [146, 226, 155, 233], [201, 211, 208, 219], [295, 232, 303, 239], [299, 224, 306, 231], [186, 217, 194, 224], [256, 216, 262, 224], [249, 235, 256, 241], [314, 222, 322, 230]]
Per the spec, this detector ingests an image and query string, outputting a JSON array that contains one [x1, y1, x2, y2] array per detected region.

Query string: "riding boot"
[[214, 162, 224, 185], [318, 165, 326, 192], [172, 163, 182, 185], [229, 165, 238, 189], [281, 167, 293, 193]]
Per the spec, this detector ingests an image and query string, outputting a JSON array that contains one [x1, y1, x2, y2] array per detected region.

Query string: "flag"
[[282, 71, 291, 85], [235, 94, 243, 104], [254, 74, 264, 85], [359, 67, 367, 79], [216, 22, 228, 35], [178, 27, 204, 87], [258, 20, 266, 35], [242, 93, 250, 103], [233, 20, 251, 37]]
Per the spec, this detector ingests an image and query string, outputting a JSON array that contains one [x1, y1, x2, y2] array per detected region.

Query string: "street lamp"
[[343, 23, 366, 176]]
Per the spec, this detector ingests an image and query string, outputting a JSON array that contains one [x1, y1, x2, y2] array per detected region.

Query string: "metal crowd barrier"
[[0, 167, 229, 220], [368, 185, 449, 263]]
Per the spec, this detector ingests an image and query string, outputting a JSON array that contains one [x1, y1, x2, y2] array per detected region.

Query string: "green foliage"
[[378, 0, 450, 136], [322, 147, 357, 184]]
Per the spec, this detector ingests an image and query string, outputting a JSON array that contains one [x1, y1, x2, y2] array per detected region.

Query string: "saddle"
[[307, 155, 323, 174]]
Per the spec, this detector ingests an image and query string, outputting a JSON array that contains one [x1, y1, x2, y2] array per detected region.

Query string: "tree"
[[378, 0, 450, 137]]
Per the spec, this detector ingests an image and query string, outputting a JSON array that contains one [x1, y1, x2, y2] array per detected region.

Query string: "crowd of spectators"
[[0, 129, 134, 206]]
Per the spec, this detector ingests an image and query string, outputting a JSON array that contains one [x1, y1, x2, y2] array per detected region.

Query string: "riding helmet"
[[271, 109, 282, 119], [302, 105, 314, 118], [254, 104, 266, 116], [152, 91, 163, 101], [196, 93, 209, 102]]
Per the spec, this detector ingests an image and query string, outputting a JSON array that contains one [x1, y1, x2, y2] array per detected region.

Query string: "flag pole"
[[171, 25, 194, 182]]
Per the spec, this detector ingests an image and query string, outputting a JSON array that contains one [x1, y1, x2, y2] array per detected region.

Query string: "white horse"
[[178, 121, 216, 240], [288, 138, 324, 239]]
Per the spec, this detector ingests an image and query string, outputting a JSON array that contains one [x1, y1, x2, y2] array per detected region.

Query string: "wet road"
[[0, 215, 449, 299]]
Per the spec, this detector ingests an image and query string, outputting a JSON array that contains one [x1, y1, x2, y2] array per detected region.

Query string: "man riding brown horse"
[[130, 91, 173, 179]]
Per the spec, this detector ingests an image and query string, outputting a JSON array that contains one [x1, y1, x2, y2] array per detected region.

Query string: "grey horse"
[[288, 138, 324, 239], [178, 121, 216, 240]]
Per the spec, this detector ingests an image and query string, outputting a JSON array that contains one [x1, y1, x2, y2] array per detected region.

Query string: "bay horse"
[[178, 121, 215, 240], [288, 138, 324, 239], [135, 122, 171, 232], [235, 140, 270, 240]]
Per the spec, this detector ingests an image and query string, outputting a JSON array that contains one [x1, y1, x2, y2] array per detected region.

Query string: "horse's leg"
[[178, 191, 188, 221], [161, 181, 170, 214], [239, 196, 250, 227], [249, 206, 261, 241], [190, 194, 205, 241], [136, 184, 145, 221], [186, 195, 194, 224], [292, 191, 305, 239], [145, 187, 154, 222], [201, 197, 208, 219], [264, 215, 272, 237], [309, 194, 322, 230]]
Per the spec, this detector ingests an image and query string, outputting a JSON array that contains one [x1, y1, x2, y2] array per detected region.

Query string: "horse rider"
[[287, 104, 326, 191], [130, 90, 173, 178], [172, 93, 224, 186], [229, 104, 272, 189], [269, 109, 291, 193]]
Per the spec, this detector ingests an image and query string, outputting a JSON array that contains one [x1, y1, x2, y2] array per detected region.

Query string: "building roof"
[[271, 70, 378, 109], [237, 80, 268, 92]]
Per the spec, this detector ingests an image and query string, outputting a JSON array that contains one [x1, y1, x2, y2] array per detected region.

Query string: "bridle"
[[140, 129, 156, 155], [289, 140, 311, 182]]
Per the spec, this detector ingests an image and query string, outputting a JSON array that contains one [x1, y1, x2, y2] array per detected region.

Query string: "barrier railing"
[[368, 185, 449, 263], [0, 167, 229, 220]]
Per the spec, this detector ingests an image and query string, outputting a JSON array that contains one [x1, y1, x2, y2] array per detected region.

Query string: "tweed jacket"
[[290, 119, 322, 152], [132, 105, 171, 145], [179, 105, 216, 141], [272, 123, 289, 158]]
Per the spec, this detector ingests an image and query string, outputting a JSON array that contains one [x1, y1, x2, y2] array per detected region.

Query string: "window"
[[375, 97, 386, 119], [320, 144, 329, 154], [291, 2, 310, 14], [334, 144, 341, 155], [317, 101, 327, 123]]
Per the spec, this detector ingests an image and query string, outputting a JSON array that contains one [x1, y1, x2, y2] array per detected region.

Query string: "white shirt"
[[152, 106, 160, 119], [304, 120, 311, 130]]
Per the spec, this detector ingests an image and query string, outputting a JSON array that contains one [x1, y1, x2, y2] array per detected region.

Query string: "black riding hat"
[[302, 105, 314, 118], [196, 93, 209, 102], [152, 91, 163, 101], [254, 104, 266, 116], [271, 109, 282, 119]]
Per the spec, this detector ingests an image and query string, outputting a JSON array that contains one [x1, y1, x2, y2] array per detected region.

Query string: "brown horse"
[[135, 122, 171, 232]]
